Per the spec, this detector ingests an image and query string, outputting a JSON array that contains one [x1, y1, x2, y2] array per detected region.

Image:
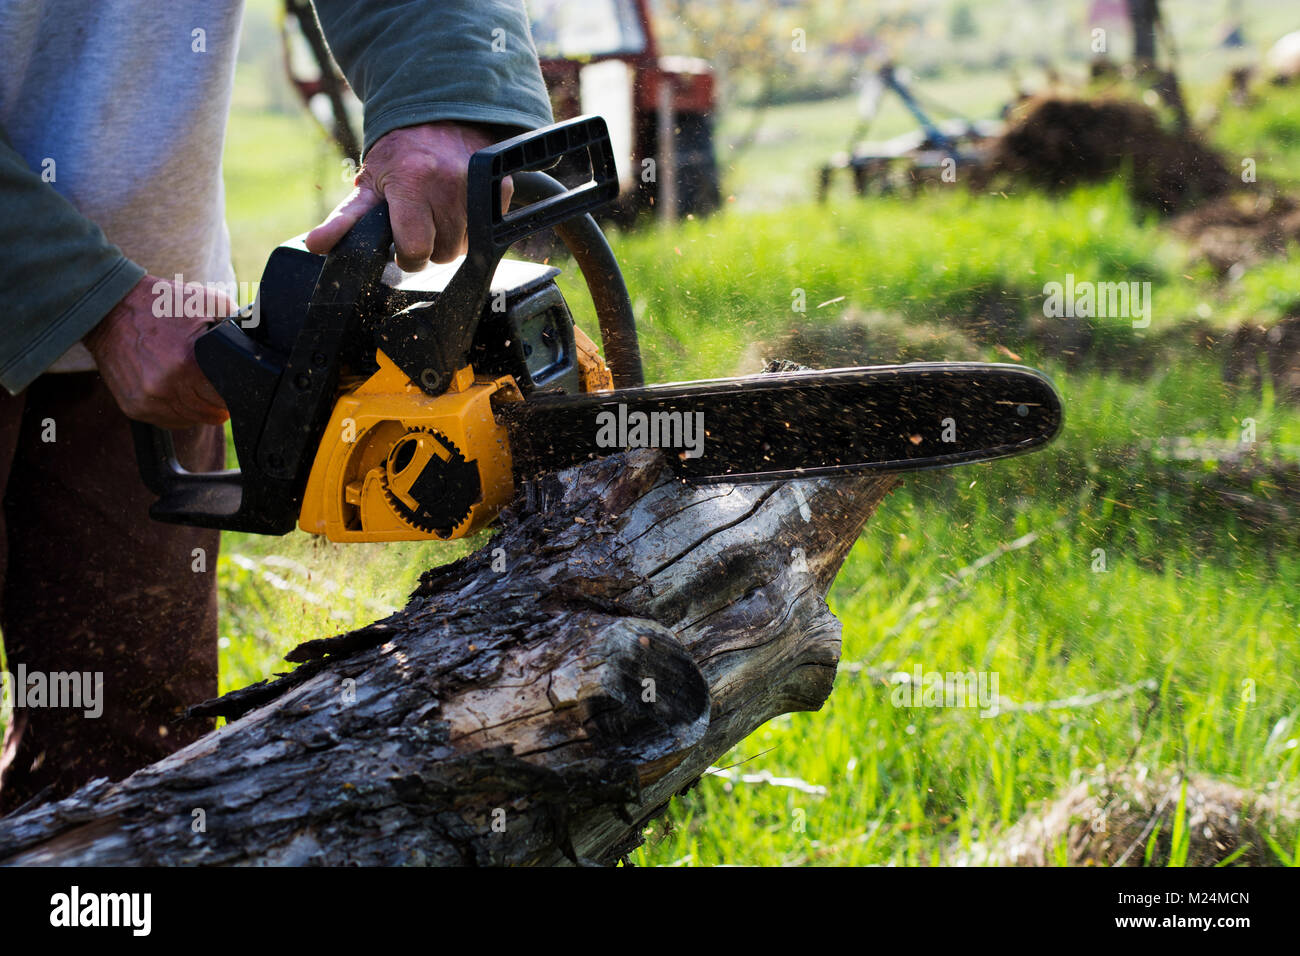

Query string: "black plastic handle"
[[131, 203, 395, 533], [248, 201, 392, 484], [470, 115, 620, 251], [131, 419, 245, 521], [378, 115, 620, 394]]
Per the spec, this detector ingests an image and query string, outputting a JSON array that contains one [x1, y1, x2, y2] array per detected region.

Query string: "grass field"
[[151, 2, 1300, 865]]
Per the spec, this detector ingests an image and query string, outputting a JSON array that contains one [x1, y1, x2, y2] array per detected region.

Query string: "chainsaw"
[[132, 116, 1062, 542]]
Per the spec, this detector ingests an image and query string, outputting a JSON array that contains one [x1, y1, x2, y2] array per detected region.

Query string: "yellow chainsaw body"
[[298, 326, 612, 542]]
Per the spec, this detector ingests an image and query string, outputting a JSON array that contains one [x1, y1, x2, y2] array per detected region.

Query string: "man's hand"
[[84, 275, 232, 429], [305, 121, 512, 271]]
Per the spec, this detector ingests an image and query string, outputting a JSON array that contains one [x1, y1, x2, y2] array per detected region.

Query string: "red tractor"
[[284, 0, 719, 221], [529, 0, 719, 219]]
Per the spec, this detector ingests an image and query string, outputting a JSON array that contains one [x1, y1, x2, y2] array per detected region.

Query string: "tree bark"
[[0, 449, 895, 866]]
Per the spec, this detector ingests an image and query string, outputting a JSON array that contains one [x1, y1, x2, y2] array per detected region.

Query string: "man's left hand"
[[304, 120, 512, 271]]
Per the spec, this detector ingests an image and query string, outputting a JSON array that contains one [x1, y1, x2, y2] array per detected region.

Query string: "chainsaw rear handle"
[[131, 418, 242, 516], [132, 115, 636, 532]]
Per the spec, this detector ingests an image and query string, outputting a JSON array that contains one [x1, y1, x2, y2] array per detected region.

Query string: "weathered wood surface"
[[0, 448, 895, 866]]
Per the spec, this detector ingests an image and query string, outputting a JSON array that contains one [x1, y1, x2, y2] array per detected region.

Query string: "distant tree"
[[1125, 0, 1189, 130], [654, 0, 867, 107], [1128, 0, 1159, 67], [949, 3, 978, 41]]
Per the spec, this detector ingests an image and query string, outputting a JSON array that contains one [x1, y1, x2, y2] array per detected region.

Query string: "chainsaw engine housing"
[[285, 254, 607, 541]]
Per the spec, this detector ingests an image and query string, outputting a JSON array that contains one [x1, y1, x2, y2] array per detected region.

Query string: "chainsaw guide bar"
[[503, 362, 1062, 484]]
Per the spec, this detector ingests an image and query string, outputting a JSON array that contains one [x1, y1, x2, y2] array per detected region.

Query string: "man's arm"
[[0, 125, 145, 396], [0, 127, 230, 425], [310, 0, 552, 156], [305, 0, 554, 268]]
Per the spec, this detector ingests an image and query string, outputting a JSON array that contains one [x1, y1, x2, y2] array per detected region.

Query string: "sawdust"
[[747, 309, 983, 373], [1223, 311, 1300, 405]]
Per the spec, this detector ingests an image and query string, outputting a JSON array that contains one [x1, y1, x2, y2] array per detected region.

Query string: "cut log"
[[0, 448, 896, 866]]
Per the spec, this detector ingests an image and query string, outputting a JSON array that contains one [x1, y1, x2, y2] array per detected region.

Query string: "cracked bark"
[[0, 448, 896, 866]]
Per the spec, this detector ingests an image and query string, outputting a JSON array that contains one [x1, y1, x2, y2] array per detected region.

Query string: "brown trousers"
[[0, 372, 223, 814]]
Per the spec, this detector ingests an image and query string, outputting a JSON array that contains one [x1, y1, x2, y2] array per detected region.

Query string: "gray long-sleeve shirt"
[[0, 0, 552, 393]]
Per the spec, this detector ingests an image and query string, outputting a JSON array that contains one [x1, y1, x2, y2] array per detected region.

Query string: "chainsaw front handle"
[[377, 115, 622, 394]]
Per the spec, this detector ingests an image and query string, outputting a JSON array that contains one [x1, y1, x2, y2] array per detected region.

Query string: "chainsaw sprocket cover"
[[379, 427, 481, 536]]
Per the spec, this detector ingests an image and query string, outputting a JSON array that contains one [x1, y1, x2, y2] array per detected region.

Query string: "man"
[[0, 0, 553, 812]]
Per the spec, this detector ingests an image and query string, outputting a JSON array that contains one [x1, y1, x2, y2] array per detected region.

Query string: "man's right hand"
[[84, 275, 232, 429]]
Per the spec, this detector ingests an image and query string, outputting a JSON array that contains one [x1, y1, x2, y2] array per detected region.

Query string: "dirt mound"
[[1170, 193, 1300, 275], [986, 97, 1233, 214], [1223, 312, 1300, 404], [958, 770, 1298, 866]]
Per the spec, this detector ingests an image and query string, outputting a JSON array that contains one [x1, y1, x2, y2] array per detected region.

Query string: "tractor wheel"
[[672, 113, 721, 217]]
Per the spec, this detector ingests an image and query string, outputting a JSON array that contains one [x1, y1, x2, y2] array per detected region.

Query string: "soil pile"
[[987, 97, 1233, 214], [1170, 192, 1300, 274]]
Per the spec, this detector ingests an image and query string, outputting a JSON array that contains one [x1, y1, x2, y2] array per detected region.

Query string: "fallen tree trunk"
[[0, 448, 896, 866]]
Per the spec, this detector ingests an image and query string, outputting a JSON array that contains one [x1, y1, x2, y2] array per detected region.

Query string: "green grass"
[[634, 541, 1300, 865], [223, 75, 353, 286], [1211, 83, 1300, 188], [205, 16, 1300, 865]]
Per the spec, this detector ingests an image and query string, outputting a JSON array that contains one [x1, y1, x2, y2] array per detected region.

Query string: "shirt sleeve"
[[0, 126, 145, 395], [310, 0, 555, 156]]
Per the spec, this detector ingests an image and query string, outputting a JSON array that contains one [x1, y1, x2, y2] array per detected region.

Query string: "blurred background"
[[214, 0, 1300, 866]]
